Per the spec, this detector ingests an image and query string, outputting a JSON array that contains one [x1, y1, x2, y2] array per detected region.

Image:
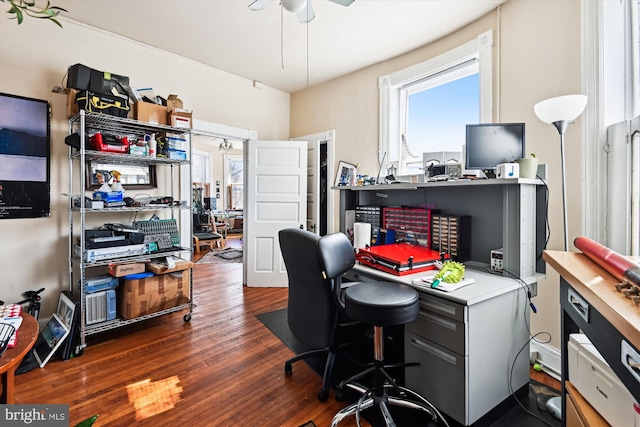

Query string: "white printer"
[[569, 333, 639, 426]]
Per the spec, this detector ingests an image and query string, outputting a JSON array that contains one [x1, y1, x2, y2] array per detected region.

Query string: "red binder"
[[356, 243, 450, 276]]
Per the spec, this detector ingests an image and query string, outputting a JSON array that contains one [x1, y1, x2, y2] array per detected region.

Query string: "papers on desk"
[[0, 317, 23, 348], [1, 304, 24, 348], [412, 272, 476, 292]]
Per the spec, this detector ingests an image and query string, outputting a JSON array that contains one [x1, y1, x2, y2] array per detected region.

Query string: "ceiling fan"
[[249, 0, 355, 24]]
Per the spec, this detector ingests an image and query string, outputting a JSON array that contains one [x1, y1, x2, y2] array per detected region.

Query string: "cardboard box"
[[169, 109, 192, 129], [66, 88, 80, 119], [134, 101, 168, 125], [119, 270, 190, 319], [108, 262, 146, 278], [147, 256, 193, 274], [166, 94, 183, 111]]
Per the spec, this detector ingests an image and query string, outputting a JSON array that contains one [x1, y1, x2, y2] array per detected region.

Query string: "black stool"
[[331, 281, 444, 427]]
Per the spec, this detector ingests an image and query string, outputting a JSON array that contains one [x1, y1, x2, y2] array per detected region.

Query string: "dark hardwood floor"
[[13, 242, 559, 426]]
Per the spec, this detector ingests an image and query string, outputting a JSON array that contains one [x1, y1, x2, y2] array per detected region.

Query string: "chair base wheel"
[[284, 362, 292, 375], [317, 389, 329, 402]]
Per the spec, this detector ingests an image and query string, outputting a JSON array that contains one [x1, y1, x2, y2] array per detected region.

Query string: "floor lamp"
[[533, 94, 587, 421], [534, 94, 588, 251]]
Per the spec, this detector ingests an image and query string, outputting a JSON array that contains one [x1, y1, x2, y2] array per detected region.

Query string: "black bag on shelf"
[[76, 90, 130, 118]]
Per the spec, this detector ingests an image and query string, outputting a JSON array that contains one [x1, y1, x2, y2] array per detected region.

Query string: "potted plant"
[[1, 0, 66, 27], [516, 153, 539, 179]]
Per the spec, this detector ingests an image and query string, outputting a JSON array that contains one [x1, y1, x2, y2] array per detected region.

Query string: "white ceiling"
[[53, 0, 506, 94]]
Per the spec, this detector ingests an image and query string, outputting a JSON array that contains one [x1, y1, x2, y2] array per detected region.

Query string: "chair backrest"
[[279, 228, 336, 349], [317, 232, 356, 280]]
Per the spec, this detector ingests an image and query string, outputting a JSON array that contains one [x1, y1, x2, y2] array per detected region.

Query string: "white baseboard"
[[530, 341, 561, 381]]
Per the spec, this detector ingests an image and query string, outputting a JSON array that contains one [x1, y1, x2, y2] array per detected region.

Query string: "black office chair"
[[192, 213, 224, 253], [278, 228, 361, 402], [316, 232, 445, 427]]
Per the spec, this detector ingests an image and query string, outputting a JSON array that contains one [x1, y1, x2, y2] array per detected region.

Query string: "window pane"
[[231, 184, 244, 210], [230, 159, 243, 184], [192, 153, 206, 184], [405, 73, 479, 174]]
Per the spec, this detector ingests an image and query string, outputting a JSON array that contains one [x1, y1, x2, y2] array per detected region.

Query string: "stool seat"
[[344, 281, 419, 326]]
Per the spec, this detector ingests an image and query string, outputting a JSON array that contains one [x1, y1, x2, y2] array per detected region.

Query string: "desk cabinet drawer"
[[405, 295, 466, 355], [405, 331, 466, 424]]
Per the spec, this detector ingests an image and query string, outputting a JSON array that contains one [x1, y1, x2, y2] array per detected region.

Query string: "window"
[[584, 0, 639, 255], [226, 154, 243, 210], [379, 30, 493, 176], [192, 150, 210, 185]]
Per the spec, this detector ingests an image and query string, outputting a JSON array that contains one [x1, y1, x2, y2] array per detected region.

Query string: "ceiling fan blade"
[[297, 1, 315, 23], [248, 0, 274, 11], [328, 0, 355, 6]]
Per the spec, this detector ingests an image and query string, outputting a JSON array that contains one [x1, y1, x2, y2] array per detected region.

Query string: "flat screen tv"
[[465, 123, 525, 178], [0, 92, 51, 219]]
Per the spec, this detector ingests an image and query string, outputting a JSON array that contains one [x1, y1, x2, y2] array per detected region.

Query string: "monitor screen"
[[465, 123, 525, 172]]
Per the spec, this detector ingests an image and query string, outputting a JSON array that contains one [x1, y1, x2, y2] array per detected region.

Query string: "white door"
[[245, 140, 307, 287]]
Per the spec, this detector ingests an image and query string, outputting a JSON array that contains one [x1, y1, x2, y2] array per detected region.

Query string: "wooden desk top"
[[543, 250, 640, 351], [0, 313, 39, 374]]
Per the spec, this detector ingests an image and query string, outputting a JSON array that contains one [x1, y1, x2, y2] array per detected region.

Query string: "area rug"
[[257, 308, 561, 427], [195, 247, 243, 264]]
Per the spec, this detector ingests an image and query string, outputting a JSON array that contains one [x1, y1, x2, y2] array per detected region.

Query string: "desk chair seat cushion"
[[344, 281, 419, 326], [193, 231, 223, 241]]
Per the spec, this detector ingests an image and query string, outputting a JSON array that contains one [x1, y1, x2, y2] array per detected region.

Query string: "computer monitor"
[[465, 123, 525, 177]]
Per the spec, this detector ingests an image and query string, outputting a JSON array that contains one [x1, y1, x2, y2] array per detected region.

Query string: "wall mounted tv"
[[465, 123, 525, 178], [0, 93, 51, 219]]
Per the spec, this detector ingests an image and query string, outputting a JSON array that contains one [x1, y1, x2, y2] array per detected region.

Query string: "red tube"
[[574, 236, 640, 288]]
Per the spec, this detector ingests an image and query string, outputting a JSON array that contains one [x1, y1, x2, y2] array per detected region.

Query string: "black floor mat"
[[257, 308, 560, 427]]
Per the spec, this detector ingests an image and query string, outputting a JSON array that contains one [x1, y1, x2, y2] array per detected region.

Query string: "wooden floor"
[[13, 243, 559, 426]]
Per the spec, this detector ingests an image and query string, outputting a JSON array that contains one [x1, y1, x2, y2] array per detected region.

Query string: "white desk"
[[345, 263, 539, 425]]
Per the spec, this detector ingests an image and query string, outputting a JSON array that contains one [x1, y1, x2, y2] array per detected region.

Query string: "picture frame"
[[32, 313, 70, 368], [334, 161, 357, 187], [57, 290, 80, 360], [56, 291, 76, 329]]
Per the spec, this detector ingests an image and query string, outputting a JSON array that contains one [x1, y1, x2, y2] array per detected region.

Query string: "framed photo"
[[334, 161, 357, 187], [33, 313, 70, 368], [56, 292, 76, 329], [0, 92, 51, 219]]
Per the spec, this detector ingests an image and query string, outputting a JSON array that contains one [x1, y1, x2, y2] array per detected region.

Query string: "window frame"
[[224, 153, 244, 210], [379, 30, 494, 175], [583, 0, 639, 254]]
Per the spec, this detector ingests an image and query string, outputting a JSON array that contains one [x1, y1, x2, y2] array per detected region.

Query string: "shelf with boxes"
[[67, 110, 194, 349]]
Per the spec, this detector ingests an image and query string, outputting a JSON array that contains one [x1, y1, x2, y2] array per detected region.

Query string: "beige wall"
[[0, 19, 290, 315], [291, 0, 583, 349]]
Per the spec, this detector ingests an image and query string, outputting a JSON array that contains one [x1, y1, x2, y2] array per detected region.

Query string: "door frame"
[[291, 130, 336, 235]]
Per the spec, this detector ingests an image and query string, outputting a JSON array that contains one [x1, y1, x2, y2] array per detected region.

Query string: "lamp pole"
[[552, 120, 571, 251]]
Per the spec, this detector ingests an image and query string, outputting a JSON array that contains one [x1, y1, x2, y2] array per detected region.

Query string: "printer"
[[568, 333, 639, 426]]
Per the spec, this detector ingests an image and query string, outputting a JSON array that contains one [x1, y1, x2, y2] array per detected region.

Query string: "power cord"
[[509, 332, 557, 427], [536, 174, 550, 262]]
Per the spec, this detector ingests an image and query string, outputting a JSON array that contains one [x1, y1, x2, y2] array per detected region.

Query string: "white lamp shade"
[[534, 94, 588, 124], [281, 0, 306, 13]]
